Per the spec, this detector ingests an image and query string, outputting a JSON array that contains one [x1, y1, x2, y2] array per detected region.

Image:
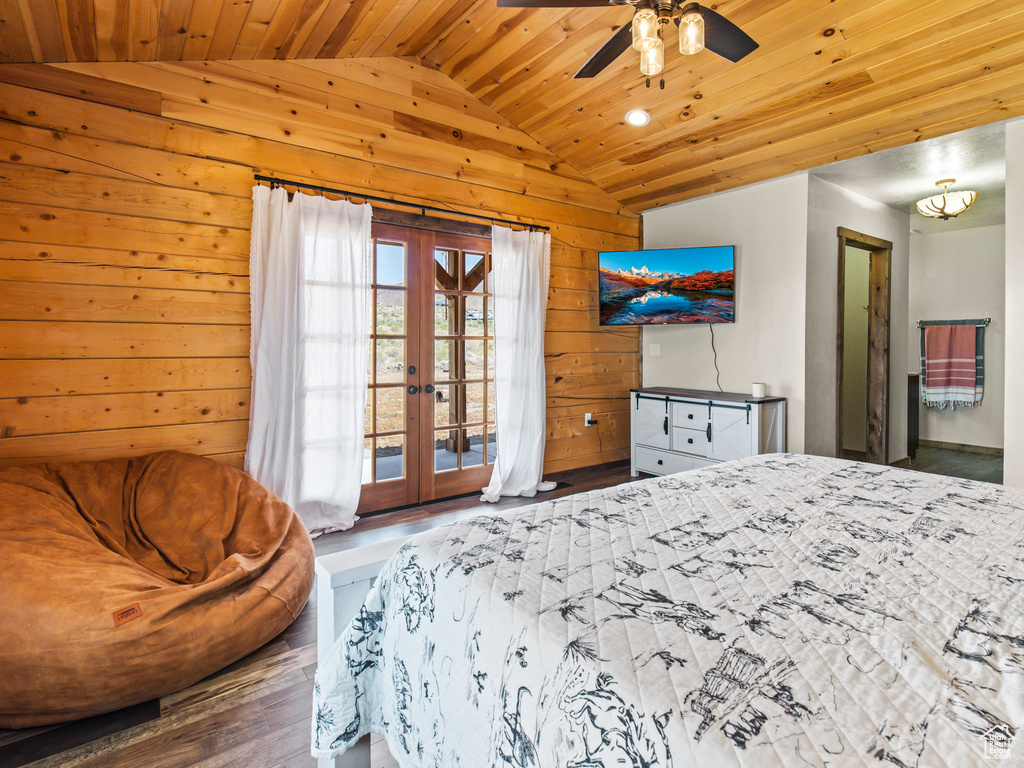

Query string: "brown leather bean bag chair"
[[0, 451, 314, 728]]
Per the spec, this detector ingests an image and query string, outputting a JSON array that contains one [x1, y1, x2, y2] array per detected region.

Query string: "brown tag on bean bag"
[[113, 603, 142, 627]]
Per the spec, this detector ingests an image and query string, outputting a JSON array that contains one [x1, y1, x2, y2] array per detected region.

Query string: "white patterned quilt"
[[312, 454, 1024, 766]]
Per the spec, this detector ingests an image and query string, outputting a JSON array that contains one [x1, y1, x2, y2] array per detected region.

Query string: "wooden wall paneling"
[[0, 79, 635, 237], [0, 62, 162, 112], [0, 387, 250, 437], [0, 357, 250, 397], [0, 57, 639, 476], [0, 320, 249, 359], [0, 200, 249, 257], [0, 121, 253, 195], [0, 280, 249, 324], [150, 60, 335, 111], [0, 242, 248, 291], [0, 420, 250, 465], [0, 161, 251, 227]]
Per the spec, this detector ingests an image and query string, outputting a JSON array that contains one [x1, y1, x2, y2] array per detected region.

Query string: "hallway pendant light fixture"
[[916, 179, 978, 220]]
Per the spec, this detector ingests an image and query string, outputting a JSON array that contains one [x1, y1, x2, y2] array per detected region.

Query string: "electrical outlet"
[[649, 343, 661, 357]]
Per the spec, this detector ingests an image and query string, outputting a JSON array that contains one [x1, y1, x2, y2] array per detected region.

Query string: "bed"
[[312, 453, 1023, 767]]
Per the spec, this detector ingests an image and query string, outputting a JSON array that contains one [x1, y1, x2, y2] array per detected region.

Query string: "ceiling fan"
[[496, 0, 758, 83]]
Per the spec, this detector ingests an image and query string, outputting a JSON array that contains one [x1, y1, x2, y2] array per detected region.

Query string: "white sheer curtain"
[[481, 226, 556, 502], [246, 185, 372, 533]]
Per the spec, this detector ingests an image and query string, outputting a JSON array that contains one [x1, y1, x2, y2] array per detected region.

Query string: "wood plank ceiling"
[[1, 0, 1022, 212]]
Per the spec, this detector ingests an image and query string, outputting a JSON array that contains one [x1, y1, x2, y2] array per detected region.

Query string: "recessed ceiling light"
[[625, 109, 651, 127]]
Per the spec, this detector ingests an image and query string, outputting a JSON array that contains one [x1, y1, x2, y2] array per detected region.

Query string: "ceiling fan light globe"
[[640, 39, 664, 76], [679, 11, 705, 55], [632, 7, 659, 51]]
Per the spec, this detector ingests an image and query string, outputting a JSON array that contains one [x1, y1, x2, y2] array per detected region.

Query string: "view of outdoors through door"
[[359, 223, 496, 514]]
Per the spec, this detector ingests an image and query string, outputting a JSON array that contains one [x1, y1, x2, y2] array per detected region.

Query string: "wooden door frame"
[[356, 222, 494, 516], [836, 227, 893, 464]]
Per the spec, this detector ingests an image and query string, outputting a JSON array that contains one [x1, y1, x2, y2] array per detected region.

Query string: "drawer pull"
[[687, 414, 694, 420], [657, 459, 663, 465], [687, 438, 693, 444]]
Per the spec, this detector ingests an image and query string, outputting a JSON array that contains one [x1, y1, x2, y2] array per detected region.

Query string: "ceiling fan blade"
[[700, 6, 758, 63], [497, 0, 612, 6], [574, 22, 633, 78]]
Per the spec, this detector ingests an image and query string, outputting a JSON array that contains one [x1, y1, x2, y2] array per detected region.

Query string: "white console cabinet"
[[630, 388, 786, 477]]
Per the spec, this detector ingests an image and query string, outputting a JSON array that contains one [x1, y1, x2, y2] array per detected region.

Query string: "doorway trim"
[[836, 227, 893, 464]]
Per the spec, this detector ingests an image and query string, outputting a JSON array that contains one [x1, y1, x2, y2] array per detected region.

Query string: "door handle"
[[706, 423, 712, 441], [408, 385, 420, 395], [663, 416, 668, 435], [424, 384, 436, 394], [408, 365, 417, 375]]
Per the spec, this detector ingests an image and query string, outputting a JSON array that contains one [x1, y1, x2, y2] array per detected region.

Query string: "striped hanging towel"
[[920, 324, 984, 409]]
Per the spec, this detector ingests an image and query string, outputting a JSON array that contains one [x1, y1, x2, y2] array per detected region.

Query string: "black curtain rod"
[[917, 318, 991, 327], [253, 175, 548, 232]]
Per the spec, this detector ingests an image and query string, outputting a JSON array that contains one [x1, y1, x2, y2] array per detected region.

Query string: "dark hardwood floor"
[[1, 461, 637, 768], [905, 443, 1003, 485]]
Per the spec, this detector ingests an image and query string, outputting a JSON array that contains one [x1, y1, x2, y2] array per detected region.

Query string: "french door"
[[357, 222, 497, 514]]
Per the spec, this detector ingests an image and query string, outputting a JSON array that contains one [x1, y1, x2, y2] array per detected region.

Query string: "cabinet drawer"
[[672, 426, 711, 457], [635, 446, 693, 476], [672, 400, 709, 427]]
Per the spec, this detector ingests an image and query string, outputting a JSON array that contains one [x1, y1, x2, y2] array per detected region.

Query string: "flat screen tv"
[[598, 246, 735, 325]]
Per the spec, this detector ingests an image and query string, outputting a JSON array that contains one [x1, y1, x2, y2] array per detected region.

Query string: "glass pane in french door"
[[365, 236, 409, 486], [431, 243, 496, 479]]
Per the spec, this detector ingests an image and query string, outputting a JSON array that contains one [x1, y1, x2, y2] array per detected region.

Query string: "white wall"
[[908, 225, 1005, 449], [641, 175, 810, 452], [1005, 118, 1024, 486], [805, 177, 911, 460]]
